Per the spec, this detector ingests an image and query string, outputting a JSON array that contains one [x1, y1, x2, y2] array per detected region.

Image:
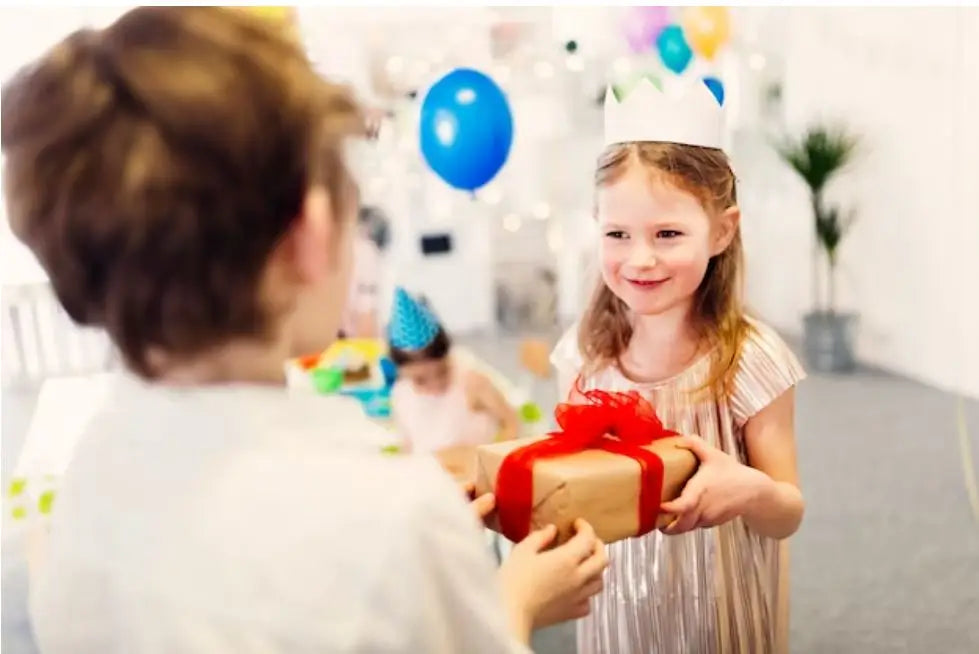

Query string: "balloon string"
[[956, 395, 979, 525]]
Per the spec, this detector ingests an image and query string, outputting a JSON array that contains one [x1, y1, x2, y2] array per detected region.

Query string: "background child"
[[1, 7, 607, 652], [551, 81, 806, 653], [389, 287, 520, 454]]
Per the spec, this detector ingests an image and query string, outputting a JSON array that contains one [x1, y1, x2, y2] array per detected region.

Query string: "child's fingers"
[[673, 434, 714, 462], [577, 574, 604, 601], [520, 524, 558, 552], [664, 506, 702, 535], [569, 599, 592, 620], [661, 477, 705, 515], [561, 520, 598, 562], [470, 493, 495, 521], [577, 539, 608, 579]]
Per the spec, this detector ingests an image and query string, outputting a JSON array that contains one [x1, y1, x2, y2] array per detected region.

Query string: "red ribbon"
[[495, 389, 677, 543]]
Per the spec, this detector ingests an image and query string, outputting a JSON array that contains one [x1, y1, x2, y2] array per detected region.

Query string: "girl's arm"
[[466, 371, 520, 441], [740, 388, 805, 539], [662, 388, 804, 540]]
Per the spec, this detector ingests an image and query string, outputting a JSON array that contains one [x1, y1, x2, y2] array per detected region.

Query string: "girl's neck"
[[620, 299, 703, 384]]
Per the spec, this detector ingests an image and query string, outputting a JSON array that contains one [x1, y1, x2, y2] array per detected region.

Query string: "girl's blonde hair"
[[579, 142, 751, 396]]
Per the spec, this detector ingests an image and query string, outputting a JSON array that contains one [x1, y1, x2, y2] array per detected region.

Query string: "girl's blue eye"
[[605, 230, 627, 239], [657, 230, 682, 239]]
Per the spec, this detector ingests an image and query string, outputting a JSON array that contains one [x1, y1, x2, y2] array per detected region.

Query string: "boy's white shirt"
[[29, 373, 529, 654]]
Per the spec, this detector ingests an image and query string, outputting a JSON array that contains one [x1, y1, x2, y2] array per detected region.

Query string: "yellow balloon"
[[248, 6, 292, 22], [230, 6, 298, 42], [682, 6, 731, 60]]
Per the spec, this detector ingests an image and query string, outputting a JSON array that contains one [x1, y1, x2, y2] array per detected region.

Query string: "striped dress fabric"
[[550, 318, 806, 654]]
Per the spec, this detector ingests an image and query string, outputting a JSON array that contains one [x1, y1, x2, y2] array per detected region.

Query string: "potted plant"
[[776, 125, 860, 373]]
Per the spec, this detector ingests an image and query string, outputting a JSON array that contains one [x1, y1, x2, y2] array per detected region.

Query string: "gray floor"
[[3, 333, 979, 653]]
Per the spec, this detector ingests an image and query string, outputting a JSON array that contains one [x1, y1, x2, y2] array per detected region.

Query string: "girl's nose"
[[627, 243, 657, 269]]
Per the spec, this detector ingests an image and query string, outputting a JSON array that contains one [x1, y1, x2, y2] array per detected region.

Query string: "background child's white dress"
[[551, 319, 806, 654], [391, 358, 500, 453]]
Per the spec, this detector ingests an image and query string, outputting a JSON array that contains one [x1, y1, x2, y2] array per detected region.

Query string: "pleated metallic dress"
[[551, 319, 806, 654]]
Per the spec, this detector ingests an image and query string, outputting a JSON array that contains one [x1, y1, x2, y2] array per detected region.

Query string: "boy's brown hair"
[[1, 7, 364, 377]]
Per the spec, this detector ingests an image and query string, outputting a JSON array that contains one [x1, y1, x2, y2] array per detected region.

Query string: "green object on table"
[[380, 444, 402, 456], [312, 366, 344, 394], [11, 506, 27, 520], [519, 402, 543, 424], [8, 478, 26, 498]]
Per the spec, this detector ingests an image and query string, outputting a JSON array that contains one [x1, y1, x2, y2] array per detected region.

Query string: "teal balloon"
[[703, 76, 725, 106], [656, 24, 693, 74]]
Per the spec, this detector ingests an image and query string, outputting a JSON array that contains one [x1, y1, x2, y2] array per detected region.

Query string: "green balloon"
[[520, 402, 543, 424]]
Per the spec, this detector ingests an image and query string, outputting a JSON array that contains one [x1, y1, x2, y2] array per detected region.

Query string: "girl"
[[2, 8, 607, 652], [388, 287, 520, 454], [551, 80, 806, 653]]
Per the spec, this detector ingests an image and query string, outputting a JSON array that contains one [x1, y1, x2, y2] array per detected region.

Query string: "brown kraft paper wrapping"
[[434, 444, 478, 486], [474, 436, 698, 545]]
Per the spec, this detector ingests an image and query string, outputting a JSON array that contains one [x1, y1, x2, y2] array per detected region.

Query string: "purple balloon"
[[623, 6, 671, 54]]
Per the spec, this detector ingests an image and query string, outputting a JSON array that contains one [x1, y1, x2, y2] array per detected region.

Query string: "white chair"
[[1, 281, 118, 391]]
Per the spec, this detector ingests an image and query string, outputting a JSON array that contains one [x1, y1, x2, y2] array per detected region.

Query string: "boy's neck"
[[152, 339, 291, 387]]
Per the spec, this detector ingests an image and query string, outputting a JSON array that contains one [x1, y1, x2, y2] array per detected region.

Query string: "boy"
[[1, 8, 606, 653]]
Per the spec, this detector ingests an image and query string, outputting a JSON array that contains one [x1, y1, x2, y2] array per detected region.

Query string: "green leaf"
[[775, 124, 859, 195], [815, 204, 856, 265]]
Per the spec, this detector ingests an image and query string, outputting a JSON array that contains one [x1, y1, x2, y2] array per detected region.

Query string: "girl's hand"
[[660, 435, 772, 535]]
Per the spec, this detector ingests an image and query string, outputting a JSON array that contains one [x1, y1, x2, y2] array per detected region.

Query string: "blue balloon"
[[419, 68, 514, 192], [656, 25, 693, 75], [703, 76, 725, 106]]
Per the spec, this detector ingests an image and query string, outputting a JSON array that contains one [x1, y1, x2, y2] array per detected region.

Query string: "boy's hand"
[[660, 435, 772, 534], [461, 481, 496, 526], [499, 519, 608, 636]]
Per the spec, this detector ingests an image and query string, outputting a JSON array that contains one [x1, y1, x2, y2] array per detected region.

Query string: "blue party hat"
[[388, 287, 441, 350]]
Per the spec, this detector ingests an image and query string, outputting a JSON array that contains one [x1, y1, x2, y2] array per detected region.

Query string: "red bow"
[[495, 390, 677, 542]]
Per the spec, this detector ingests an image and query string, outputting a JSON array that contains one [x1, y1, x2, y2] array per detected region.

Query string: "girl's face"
[[400, 358, 452, 395], [596, 163, 737, 318]]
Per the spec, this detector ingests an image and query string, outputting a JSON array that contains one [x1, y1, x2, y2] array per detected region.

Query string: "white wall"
[[742, 7, 979, 399]]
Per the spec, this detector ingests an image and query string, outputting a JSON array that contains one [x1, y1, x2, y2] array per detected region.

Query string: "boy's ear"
[[287, 186, 334, 283], [711, 206, 740, 256]]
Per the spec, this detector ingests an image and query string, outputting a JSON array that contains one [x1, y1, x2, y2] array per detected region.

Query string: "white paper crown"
[[603, 79, 724, 150]]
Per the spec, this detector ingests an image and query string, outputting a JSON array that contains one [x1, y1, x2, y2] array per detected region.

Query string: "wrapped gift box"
[[475, 435, 697, 545], [434, 445, 478, 487]]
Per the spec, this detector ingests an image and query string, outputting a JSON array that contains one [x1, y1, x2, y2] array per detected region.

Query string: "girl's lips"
[[626, 277, 669, 288]]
